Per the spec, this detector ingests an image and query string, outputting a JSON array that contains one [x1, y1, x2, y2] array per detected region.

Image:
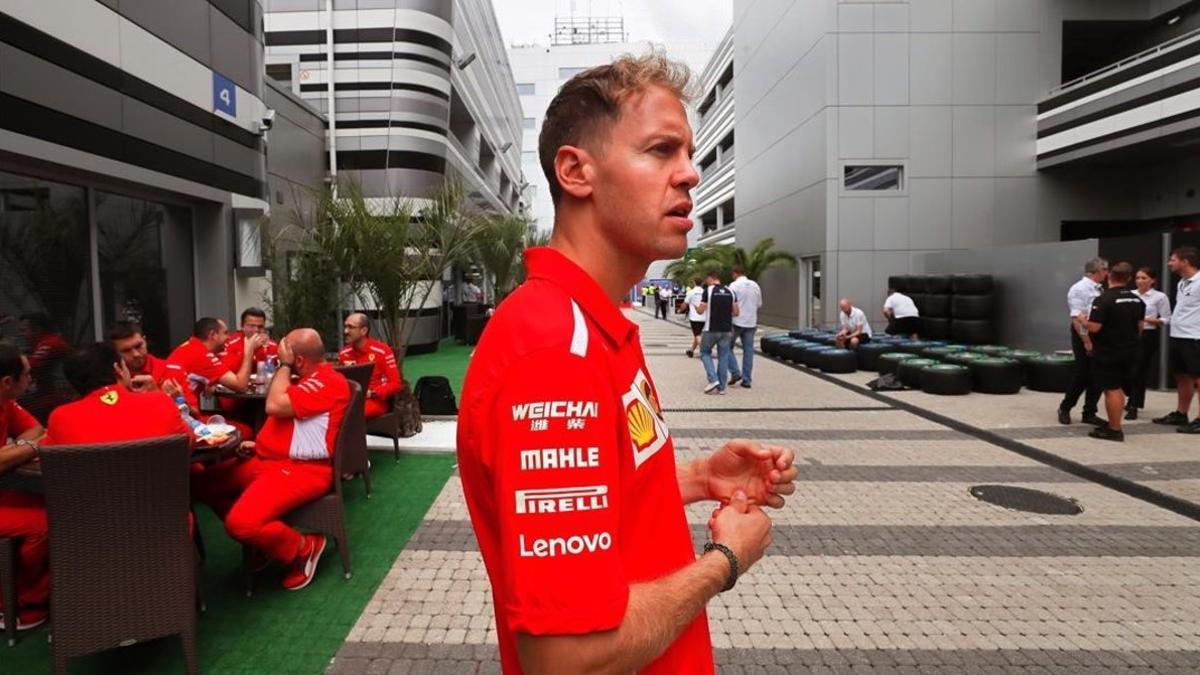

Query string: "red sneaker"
[[282, 534, 326, 591], [0, 607, 49, 631]]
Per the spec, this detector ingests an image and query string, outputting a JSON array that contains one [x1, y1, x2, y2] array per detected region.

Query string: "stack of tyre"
[[949, 274, 995, 345]]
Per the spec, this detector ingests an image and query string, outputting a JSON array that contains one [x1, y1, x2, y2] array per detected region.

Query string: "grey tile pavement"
[[326, 310, 1200, 673]]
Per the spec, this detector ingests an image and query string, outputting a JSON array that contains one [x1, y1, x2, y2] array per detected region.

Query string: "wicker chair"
[[333, 364, 373, 496], [244, 381, 360, 595], [338, 363, 421, 463], [1, 536, 15, 647], [38, 435, 196, 675]]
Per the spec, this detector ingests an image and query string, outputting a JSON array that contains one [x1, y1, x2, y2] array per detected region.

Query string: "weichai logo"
[[511, 400, 600, 421], [518, 531, 613, 558]]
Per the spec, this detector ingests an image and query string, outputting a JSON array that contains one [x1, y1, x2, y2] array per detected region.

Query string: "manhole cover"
[[969, 485, 1082, 515]]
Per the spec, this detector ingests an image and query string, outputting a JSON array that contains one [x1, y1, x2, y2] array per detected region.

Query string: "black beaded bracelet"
[[703, 541, 739, 592]]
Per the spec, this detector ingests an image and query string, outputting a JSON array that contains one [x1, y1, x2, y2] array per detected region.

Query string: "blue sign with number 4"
[[213, 72, 237, 118]]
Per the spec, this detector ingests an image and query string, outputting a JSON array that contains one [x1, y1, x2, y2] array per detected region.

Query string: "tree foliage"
[[664, 238, 798, 285]]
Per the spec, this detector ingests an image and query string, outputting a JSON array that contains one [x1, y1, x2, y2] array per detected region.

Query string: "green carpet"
[[5, 453, 456, 674], [402, 338, 473, 399]]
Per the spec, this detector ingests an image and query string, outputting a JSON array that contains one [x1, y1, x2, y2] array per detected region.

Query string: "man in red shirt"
[[166, 317, 268, 409], [0, 341, 48, 632], [110, 320, 173, 389], [338, 312, 401, 419], [17, 313, 71, 422], [221, 307, 278, 371], [192, 328, 350, 591], [457, 54, 797, 674]]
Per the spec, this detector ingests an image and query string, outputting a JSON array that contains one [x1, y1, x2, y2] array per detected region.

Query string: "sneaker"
[[1177, 420, 1200, 435], [1154, 411, 1189, 426], [728, 374, 742, 386], [740, 382, 752, 389], [282, 533, 327, 591], [1124, 406, 1138, 421], [685, 350, 694, 358], [0, 607, 49, 632], [1081, 413, 1106, 426], [1057, 407, 1071, 425], [704, 381, 718, 393], [1088, 426, 1125, 442], [716, 388, 726, 396]]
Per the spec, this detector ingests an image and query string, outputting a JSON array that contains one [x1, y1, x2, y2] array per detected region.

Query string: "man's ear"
[[554, 145, 595, 201]]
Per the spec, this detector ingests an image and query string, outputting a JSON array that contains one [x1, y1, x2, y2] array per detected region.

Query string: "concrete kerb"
[[639, 307, 1200, 524]]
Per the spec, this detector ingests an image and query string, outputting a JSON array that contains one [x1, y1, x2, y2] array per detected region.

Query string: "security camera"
[[257, 109, 276, 133]]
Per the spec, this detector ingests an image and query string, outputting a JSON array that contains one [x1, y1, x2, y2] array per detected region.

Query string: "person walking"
[[1058, 257, 1108, 426], [455, 54, 796, 674], [698, 271, 738, 394], [1153, 246, 1200, 432], [1085, 262, 1145, 442], [685, 277, 706, 358], [659, 284, 675, 320], [1126, 266, 1171, 420], [726, 266, 761, 389]]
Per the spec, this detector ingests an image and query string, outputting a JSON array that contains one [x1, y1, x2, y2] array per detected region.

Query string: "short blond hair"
[[538, 51, 693, 206]]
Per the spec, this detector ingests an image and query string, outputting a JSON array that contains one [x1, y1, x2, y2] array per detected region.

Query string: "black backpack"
[[414, 376, 458, 415]]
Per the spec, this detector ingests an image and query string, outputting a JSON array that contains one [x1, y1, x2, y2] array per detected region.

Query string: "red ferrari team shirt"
[[2, 399, 40, 442], [457, 248, 712, 675], [338, 337, 401, 401], [220, 331, 278, 371], [133, 353, 170, 382], [254, 363, 350, 462], [165, 337, 231, 407], [43, 386, 188, 445], [27, 333, 69, 370]]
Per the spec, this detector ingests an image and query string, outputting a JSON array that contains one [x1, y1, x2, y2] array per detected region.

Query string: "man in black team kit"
[[1086, 262, 1145, 442], [697, 270, 738, 394]]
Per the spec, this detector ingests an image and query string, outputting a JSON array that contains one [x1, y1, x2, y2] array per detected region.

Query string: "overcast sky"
[[492, 0, 732, 50]]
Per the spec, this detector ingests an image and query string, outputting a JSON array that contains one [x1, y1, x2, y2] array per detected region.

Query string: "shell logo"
[[626, 400, 658, 451]]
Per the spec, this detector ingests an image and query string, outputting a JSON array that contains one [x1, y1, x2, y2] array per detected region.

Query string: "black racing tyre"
[[761, 335, 787, 355], [926, 275, 953, 294], [969, 357, 1023, 394], [951, 294, 994, 320], [951, 319, 993, 345], [952, 274, 994, 294], [1004, 350, 1041, 385], [888, 275, 909, 293], [802, 345, 835, 368], [921, 317, 951, 339], [910, 293, 928, 316], [856, 342, 893, 371], [975, 344, 1011, 356], [922, 345, 967, 361], [946, 351, 988, 366], [897, 340, 937, 356], [1025, 354, 1075, 393], [923, 294, 951, 318], [818, 349, 858, 374], [779, 340, 807, 362], [897, 358, 939, 389], [877, 352, 919, 376], [787, 330, 807, 339], [920, 364, 973, 395], [907, 276, 929, 293]]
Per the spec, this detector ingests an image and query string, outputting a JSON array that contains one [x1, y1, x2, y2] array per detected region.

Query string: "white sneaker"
[[704, 381, 719, 393]]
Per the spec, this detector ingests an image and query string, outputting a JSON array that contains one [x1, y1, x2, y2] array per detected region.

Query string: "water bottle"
[[175, 395, 212, 439], [264, 355, 278, 380]]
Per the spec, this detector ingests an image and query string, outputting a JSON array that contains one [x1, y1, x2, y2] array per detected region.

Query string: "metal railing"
[[1049, 26, 1200, 97]]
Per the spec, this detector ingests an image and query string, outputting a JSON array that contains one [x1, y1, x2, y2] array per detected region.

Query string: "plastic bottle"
[[175, 395, 212, 439]]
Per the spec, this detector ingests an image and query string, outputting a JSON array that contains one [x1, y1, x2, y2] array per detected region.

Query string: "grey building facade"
[[0, 0, 275, 360], [731, 0, 1200, 333]]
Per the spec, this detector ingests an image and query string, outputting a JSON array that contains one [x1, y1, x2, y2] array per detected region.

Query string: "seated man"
[[883, 287, 921, 339], [0, 341, 48, 632], [835, 298, 872, 349], [220, 307, 278, 371], [338, 313, 400, 419], [167, 317, 268, 408], [193, 329, 350, 591], [110, 320, 171, 388]]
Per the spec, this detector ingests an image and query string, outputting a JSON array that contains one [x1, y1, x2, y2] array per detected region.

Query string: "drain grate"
[[969, 485, 1083, 515]]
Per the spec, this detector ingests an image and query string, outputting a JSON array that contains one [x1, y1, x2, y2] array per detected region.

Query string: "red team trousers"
[[0, 491, 49, 610], [193, 457, 331, 563], [364, 397, 388, 419]]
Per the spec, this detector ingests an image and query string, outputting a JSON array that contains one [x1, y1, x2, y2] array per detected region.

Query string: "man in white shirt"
[[882, 288, 920, 339], [1154, 247, 1200, 433], [684, 277, 706, 358], [659, 284, 675, 320], [835, 298, 872, 349], [1058, 257, 1107, 426], [726, 266, 762, 389]]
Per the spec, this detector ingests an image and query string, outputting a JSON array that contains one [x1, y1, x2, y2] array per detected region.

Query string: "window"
[[516, 82, 535, 95], [698, 150, 718, 175], [522, 117, 536, 129], [266, 63, 293, 86], [558, 67, 586, 79], [720, 198, 735, 227], [843, 164, 904, 191], [700, 209, 718, 234]]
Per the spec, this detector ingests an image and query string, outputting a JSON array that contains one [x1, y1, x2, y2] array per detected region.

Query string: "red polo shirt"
[[43, 386, 188, 445], [338, 337, 401, 401], [220, 331, 278, 371], [254, 363, 350, 462], [132, 353, 170, 383], [1, 399, 39, 443], [165, 337, 231, 408], [27, 333, 69, 370], [457, 248, 712, 674]]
